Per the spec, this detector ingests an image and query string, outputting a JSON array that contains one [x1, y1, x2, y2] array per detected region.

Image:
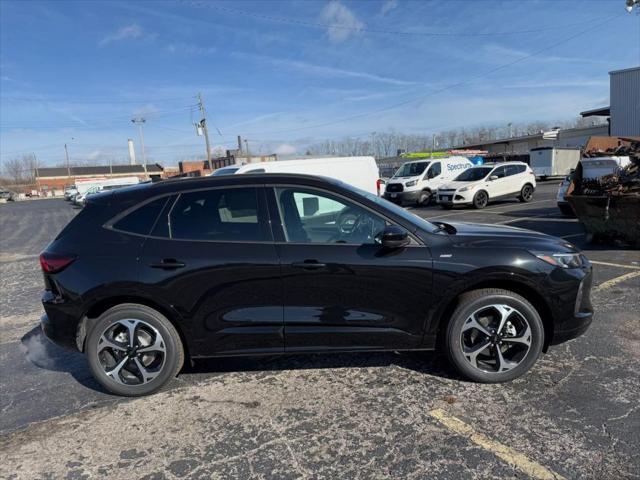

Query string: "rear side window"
[[169, 187, 267, 242], [113, 197, 168, 236], [506, 164, 526, 176]]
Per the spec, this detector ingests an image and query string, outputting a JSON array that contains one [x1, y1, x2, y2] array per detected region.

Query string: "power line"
[[1, 96, 193, 105], [185, 1, 608, 38], [221, 12, 623, 137]]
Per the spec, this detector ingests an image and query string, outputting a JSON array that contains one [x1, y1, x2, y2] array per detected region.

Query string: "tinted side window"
[[275, 187, 386, 244], [113, 197, 168, 236], [492, 166, 507, 178], [506, 164, 526, 176], [169, 187, 267, 241]]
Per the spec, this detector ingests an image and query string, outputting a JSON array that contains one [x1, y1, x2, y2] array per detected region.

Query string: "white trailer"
[[529, 147, 581, 179], [75, 176, 140, 195]]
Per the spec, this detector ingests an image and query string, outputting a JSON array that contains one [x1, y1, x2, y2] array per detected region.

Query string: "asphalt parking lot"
[[1, 182, 639, 480]]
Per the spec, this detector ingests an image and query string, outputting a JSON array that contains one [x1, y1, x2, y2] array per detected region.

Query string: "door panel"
[[138, 186, 283, 357], [267, 185, 434, 352], [279, 244, 434, 351]]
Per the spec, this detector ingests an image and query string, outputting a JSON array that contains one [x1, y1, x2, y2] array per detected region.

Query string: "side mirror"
[[375, 226, 410, 249], [489, 175, 499, 181]]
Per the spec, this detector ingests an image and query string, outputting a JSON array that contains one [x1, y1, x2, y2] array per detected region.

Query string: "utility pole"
[[131, 117, 149, 179], [197, 92, 212, 170], [431, 134, 436, 159], [244, 139, 250, 159], [64, 143, 71, 179]]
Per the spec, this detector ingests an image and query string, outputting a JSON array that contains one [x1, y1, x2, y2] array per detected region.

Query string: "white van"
[[212, 156, 381, 195], [383, 157, 473, 205]]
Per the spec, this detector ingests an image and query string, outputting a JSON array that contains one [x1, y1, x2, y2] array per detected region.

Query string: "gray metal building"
[[610, 66, 640, 136]]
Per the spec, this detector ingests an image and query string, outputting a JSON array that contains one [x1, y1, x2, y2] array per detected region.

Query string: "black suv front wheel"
[[445, 289, 544, 383], [86, 304, 184, 396]]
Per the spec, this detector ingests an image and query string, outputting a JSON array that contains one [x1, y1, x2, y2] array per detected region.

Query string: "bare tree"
[[1, 155, 37, 184]]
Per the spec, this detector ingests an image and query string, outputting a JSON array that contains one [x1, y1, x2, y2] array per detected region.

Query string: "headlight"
[[532, 251, 582, 268], [458, 186, 469, 192], [405, 180, 417, 187]]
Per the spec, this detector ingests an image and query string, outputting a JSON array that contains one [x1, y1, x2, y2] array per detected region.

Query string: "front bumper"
[[549, 264, 594, 345], [437, 191, 471, 205], [384, 190, 420, 204]]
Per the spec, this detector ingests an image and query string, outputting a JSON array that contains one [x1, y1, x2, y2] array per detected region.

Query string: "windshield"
[[341, 181, 439, 234], [455, 167, 492, 181], [211, 167, 240, 176], [393, 162, 430, 178]]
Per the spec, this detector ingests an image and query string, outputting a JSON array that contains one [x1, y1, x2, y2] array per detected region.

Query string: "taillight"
[[39, 252, 76, 273], [376, 179, 382, 196]]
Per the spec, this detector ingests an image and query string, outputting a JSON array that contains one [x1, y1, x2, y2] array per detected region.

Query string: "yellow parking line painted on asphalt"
[[428, 409, 565, 480], [595, 271, 640, 291], [590, 260, 640, 271]]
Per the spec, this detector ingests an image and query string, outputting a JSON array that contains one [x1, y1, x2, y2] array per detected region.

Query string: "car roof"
[[479, 161, 527, 167], [115, 173, 347, 200]]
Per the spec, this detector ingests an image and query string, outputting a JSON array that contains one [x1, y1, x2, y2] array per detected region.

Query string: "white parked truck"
[[529, 147, 581, 179], [210, 156, 382, 196]]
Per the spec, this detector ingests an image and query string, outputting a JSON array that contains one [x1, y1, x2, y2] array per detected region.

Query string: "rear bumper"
[[41, 290, 82, 351]]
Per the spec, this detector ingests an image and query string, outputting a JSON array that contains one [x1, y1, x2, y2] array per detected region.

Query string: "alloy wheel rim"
[[523, 186, 532, 200], [460, 304, 532, 373], [477, 192, 487, 207], [97, 319, 167, 386]]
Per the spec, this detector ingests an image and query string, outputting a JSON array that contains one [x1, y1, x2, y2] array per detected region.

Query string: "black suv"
[[40, 174, 593, 396]]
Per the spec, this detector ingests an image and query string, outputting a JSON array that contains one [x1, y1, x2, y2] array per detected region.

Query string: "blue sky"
[[1, 0, 638, 167]]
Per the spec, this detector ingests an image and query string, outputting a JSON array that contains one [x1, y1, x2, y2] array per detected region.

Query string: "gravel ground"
[[1, 186, 639, 480]]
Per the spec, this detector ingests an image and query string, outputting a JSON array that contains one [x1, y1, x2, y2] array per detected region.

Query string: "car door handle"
[[291, 261, 327, 270], [150, 259, 186, 269]]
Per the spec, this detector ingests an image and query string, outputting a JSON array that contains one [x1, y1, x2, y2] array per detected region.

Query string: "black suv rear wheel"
[[86, 304, 184, 396], [445, 289, 544, 382]]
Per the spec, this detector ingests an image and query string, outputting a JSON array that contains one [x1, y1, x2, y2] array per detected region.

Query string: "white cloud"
[[166, 42, 216, 56], [232, 52, 419, 86], [319, 1, 364, 43], [380, 0, 398, 16], [275, 143, 297, 155], [100, 23, 155, 46]]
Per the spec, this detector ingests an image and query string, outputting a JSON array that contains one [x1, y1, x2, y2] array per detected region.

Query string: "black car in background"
[[40, 174, 593, 396]]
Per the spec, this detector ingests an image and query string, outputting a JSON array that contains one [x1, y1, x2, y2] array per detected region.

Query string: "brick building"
[[35, 164, 164, 192]]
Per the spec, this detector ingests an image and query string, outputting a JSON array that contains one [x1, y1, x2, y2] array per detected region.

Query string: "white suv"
[[437, 162, 536, 209]]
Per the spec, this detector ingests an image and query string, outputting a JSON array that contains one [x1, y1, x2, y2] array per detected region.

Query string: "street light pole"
[[64, 143, 71, 179], [131, 117, 148, 179]]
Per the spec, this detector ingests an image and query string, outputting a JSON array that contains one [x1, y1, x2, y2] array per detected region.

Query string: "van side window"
[[506, 164, 526, 176], [427, 162, 441, 179], [112, 197, 169, 236], [169, 188, 268, 242]]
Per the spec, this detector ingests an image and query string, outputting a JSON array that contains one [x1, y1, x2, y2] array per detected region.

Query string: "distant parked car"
[[384, 157, 473, 206], [0, 188, 16, 201], [556, 173, 574, 216], [437, 162, 536, 209]]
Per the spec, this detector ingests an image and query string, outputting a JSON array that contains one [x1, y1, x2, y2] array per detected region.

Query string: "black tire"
[[445, 288, 544, 383], [519, 184, 534, 203], [417, 190, 431, 207], [472, 190, 488, 209], [86, 303, 184, 396]]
